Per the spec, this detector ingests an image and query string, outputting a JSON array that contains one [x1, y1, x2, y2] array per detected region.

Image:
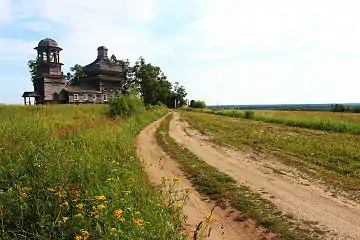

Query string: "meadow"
[[0, 105, 185, 239], [181, 111, 360, 200], [185, 108, 360, 135]]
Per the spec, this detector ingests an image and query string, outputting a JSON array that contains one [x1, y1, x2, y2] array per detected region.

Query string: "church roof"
[[83, 46, 122, 75], [62, 85, 102, 94]]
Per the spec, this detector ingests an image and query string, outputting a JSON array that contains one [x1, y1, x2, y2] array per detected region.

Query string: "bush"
[[189, 100, 206, 109], [332, 104, 346, 112], [108, 93, 144, 118], [244, 110, 255, 119]]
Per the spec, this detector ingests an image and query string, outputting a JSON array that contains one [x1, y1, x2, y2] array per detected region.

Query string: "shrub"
[[332, 104, 346, 112], [244, 110, 255, 119], [108, 93, 144, 118], [190, 100, 206, 109]]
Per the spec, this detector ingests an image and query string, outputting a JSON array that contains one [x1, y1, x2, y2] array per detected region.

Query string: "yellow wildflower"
[[122, 190, 130, 195], [135, 211, 140, 215], [175, 203, 183, 210], [7, 188, 12, 193], [95, 195, 106, 201], [206, 215, 215, 222], [47, 188, 55, 192], [185, 188, 192, 194], [81, 229, 89, 239], [93, 204, 106, 211], [62, 217, 69, 223], [119, 217, 125, 222], [23, 187, 32, 191], [161, 176, 167, 181], [110, 228, 117, 235], [172, 177, 181, 183], [94, 214, 99, 219], [75, 203, 84, 210], [74, 213, 83, 219], [62, 201, 69, 207], [133, 219, 143, 226], [114, 209, 123, 218], [74, 235, 82, 240], [139, 218, 144, 224]]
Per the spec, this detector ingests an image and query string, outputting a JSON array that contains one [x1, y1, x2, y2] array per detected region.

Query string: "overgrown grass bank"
[[156, 114, 320, 240], [181, 111, 360, 200], [0, 105, 185, 239], [183, 108, 360, 135]]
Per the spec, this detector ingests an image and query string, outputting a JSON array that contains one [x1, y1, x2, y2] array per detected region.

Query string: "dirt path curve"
[[136, 116, 271, 240], [170, 112, 360, 240]]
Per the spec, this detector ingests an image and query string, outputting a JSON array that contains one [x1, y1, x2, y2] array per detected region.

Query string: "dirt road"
[[169, 112, 360, 240], [136, 116, 271, 240]]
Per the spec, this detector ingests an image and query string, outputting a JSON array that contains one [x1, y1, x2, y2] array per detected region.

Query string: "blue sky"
[[1, 0, 360, 105]]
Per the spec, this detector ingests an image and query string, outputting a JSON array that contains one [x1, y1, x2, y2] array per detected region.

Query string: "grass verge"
[[156, 114, 321, 240], [183, 107, 360, 135], [181, 111, 360, 201], [0, 105, 185, 240]]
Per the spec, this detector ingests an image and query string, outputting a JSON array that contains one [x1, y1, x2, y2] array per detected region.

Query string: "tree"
[[132, 57, 173, 106], [28, 59, 37, 83], [173, 82, 187, 108], [190, 100, 206, 108], [332, 104, 346, 112], [65, 64, 84, 86], [110, 54, 138, 94]]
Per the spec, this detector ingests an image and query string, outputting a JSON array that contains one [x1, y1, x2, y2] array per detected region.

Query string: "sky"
[[1, 0, 360, 105]]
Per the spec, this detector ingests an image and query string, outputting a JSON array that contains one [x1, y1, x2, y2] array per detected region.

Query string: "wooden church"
[[22, 38, 124, 105]]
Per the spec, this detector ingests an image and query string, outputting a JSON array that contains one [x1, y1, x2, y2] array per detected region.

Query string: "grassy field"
[[181, 111, 360, 200], [0, 105, 185, 239], [156, 114, 320, 240], [185, 108, 360, 135]]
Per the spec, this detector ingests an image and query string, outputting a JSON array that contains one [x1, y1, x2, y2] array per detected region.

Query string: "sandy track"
[[136, 116, 271, 240], [170, 112, 360, 240]]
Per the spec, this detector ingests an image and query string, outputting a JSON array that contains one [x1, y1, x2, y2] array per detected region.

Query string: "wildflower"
[[206, 215, 215, 222], [105, 178, 115, 182], [129, 178, 135, 182], [47, 188, 55, 192], [122, 190, 130, 195], [114, 209, 123, 218], [119, 217, 125, 222], [161, 176, 167, 181], [62, 217, 69, 223], [130, 156, 134, 159], [173, 177, 181, 183], [185, 188, 193, 194], [135, 211, 140, 215], [110, 228, 117, 235], [7, 188, 12, 193], [74, 213, 84, 219], [95, 195, 106, 201], [133, 219, 143, 226], [74, 235, 82, 240], [62, 201, 69, 207], [75, 203, 84, 210], [81, 229, 89, 239], [94, 214, 99, 219], [93, 204, 106, 211], [175, 203, 183, 210], [23, 187, 32, 191]]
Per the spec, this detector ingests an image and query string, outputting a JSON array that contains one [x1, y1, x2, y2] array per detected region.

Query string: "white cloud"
[[0, 0, 12, 24]]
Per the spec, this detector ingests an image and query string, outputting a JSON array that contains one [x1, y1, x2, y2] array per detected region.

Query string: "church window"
[[84, 94, 88, 100], [74, 94, 79, 100]]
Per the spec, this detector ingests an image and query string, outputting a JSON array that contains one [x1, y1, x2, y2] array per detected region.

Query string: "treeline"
[[332, 104, 360, 113]]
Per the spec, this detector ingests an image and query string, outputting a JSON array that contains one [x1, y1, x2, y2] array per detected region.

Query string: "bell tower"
[[33, 38, 66, 104]]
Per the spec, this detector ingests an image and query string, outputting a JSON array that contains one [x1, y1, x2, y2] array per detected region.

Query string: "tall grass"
[[184, 107, 360, 135], [0, 105, 185, 239]]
